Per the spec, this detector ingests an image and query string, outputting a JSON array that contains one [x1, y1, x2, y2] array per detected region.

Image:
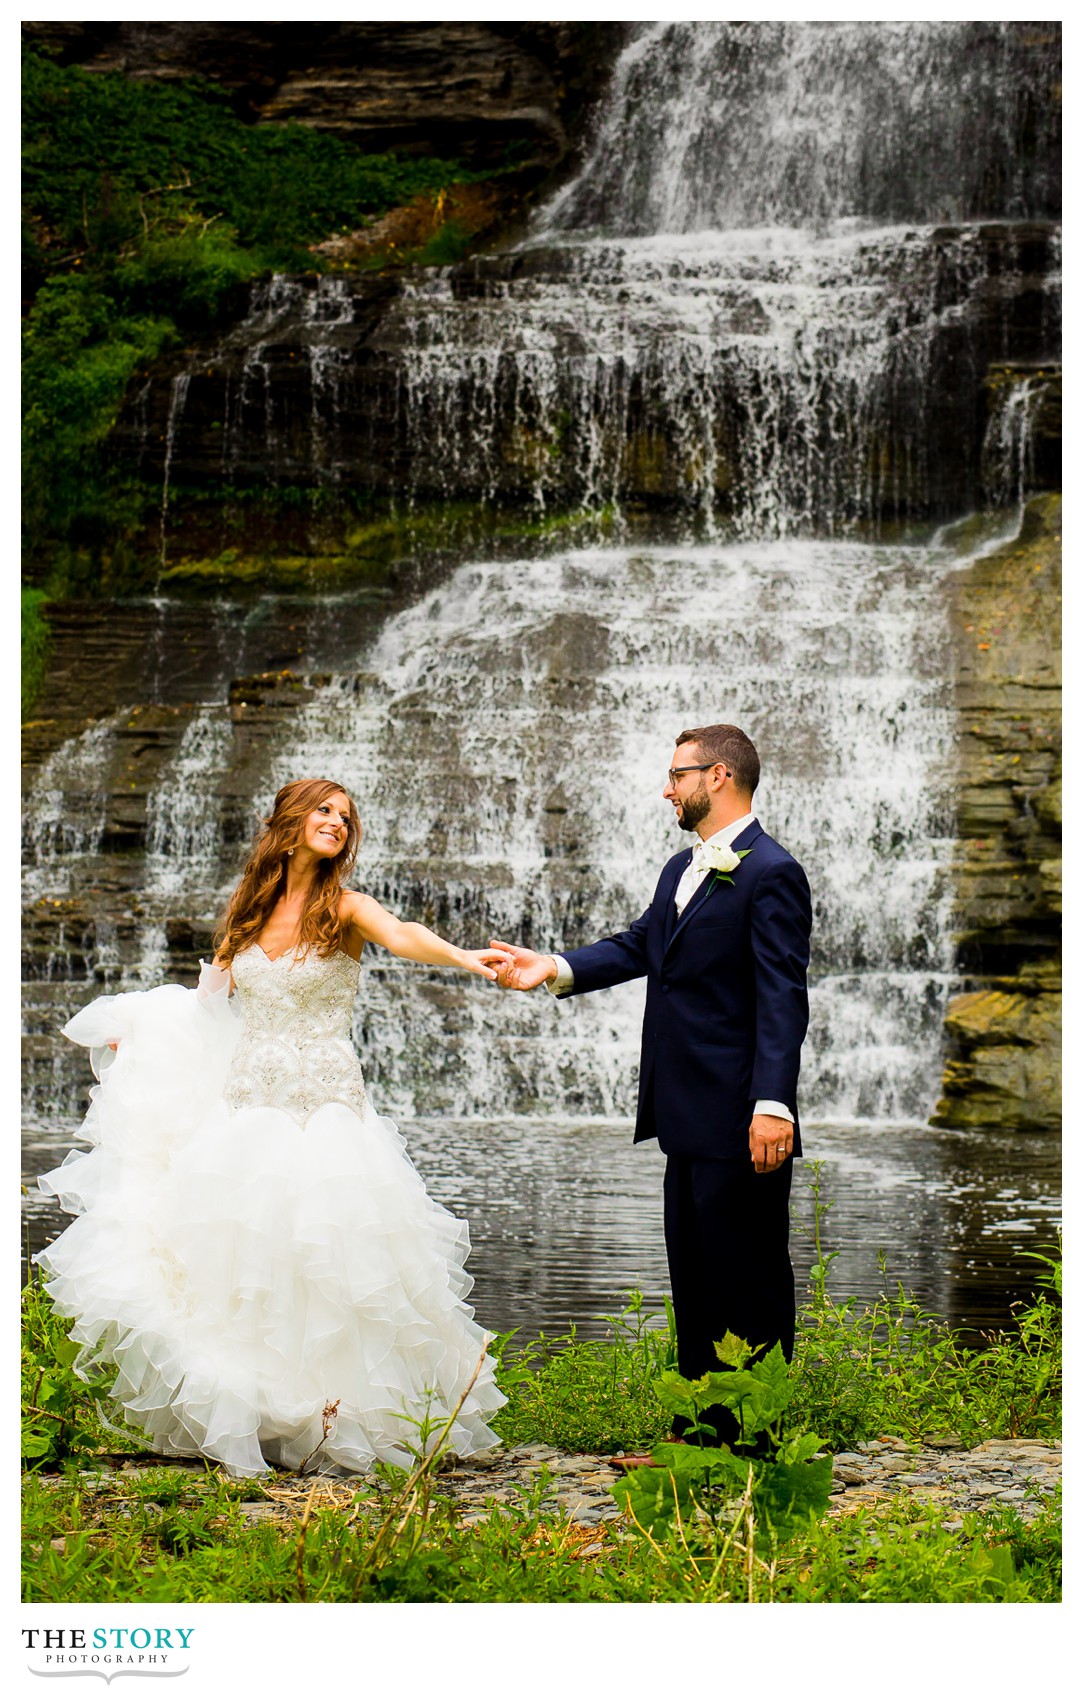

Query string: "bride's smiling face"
[[301, 792, 352, 859]]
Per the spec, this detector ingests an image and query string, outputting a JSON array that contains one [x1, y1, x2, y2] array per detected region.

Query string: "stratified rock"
[[933, 490, 1061, 1133], [21, 22, 625, 166]]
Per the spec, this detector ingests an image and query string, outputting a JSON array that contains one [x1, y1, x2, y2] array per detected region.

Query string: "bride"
[[36, 778, 510, 1478]]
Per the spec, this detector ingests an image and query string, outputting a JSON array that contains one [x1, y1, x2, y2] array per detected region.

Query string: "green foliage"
[[20, 1277, 135, 1470], [409, 218, 476, 269], [790, 1163, 1062, 1449], [22, 50, 487, 273], [774, 1491, 1061, 1603], [21, 588, 51, 717], [617, 1335, 832, 1540], [493, 1291, 674, 1452], [20, 44, 502, 580], [22, 1452, 1061, 1605]]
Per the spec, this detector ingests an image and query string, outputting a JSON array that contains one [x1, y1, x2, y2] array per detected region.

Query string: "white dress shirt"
[[548, 813, 794, 1124]]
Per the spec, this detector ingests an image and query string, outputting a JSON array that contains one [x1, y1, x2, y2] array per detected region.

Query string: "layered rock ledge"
[[934, 492, 1061, 1132]]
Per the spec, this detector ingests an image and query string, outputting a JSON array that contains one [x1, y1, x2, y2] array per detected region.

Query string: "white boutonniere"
[[697, 842, 753, 891]]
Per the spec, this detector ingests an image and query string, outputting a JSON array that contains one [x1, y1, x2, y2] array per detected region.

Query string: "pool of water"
[[23, 1115, 1060, 1348]]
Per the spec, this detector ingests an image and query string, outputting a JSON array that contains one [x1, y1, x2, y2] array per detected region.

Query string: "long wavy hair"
[[215, 778, 362, 965]]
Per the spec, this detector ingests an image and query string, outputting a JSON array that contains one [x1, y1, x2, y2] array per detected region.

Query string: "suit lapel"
[[664, 821, 763, 956], [660, 852, 691, 948]]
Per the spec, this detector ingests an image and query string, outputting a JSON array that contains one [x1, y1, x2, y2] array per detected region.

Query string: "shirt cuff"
[[546, 954, 574, 996], [754, 1099, 794, 1123]]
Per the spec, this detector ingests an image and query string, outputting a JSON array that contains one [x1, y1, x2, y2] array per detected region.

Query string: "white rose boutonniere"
[[698, 842, 753, 891]]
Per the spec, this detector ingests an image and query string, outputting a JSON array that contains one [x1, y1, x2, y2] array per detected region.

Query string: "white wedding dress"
[[36, 944, 505, 1477]]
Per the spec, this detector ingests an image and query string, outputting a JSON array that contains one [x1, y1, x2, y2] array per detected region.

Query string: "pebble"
[[44, 1434, 1061, 1537], [823, 1437, 1061, 1523]]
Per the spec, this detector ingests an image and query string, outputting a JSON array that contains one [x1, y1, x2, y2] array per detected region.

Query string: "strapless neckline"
[[250, 942, 360, 969]]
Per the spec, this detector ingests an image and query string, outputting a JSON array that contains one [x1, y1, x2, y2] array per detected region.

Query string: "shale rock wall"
[[22, 21, 625, 167], [934, 492, 1061, 1133]]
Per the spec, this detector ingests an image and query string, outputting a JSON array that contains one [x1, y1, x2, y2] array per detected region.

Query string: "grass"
[[22, 1462, 1060, 1605], [22, 1167, 1061, 1603]]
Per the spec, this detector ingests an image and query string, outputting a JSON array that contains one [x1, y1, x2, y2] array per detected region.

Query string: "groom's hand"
[[749, 1113, 794, 1174], [488, 940, 558, 991]]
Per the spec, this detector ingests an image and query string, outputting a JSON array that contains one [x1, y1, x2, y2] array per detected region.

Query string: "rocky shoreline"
[[56, 1436, 1061, 1555]]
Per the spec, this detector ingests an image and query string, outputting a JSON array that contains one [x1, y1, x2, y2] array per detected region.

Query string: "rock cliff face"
[[933, 492, 1061, 1132], [21, 21, 625, 167], [111, 222, 1060, 540]]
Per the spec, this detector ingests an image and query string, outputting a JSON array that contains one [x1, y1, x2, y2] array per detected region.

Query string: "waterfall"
[[382, 223, 1057, 534], [245, 529, 972, 1123], [541, 21, 1059, 235], [121, 30, 1058, 539], [981, 367, 1060, 510], [360, 21, 1059, 533], [23, 21, 1060, 1152], [159, 373, 191, 571], [23, 718, 121, 904]]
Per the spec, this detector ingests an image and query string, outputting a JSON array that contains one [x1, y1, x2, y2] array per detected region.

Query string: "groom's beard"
[[674, 783, 711, 833]]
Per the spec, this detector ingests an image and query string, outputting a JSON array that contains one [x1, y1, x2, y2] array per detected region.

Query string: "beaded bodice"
[[224, 944, 367, 1124]]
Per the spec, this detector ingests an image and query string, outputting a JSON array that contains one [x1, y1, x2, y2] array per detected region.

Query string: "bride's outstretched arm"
[[342, 893, 511, 981]]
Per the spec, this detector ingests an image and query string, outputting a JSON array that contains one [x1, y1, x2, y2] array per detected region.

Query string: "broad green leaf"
[[778, 1432, 829, 1467], [616, 1467, 697, 1536], [752, 1455, 833, 1534], [966, 1545, 1015, 1590], [712, 1332, 757, 1369]]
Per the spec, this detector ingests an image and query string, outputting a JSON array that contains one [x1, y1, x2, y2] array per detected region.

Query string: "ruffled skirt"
[[35, 982, 505, 1477]]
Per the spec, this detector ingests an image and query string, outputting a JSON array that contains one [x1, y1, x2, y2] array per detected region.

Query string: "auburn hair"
[[215, 778, 362, 965]]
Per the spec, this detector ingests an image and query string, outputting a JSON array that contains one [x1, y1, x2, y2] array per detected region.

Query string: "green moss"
[[493, 504, 617, 540], [159, 550, 394, 593], [21, 588, 51, 719]]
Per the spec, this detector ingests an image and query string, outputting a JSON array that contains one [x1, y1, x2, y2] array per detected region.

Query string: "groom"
[[492, 723, 812, 1450]]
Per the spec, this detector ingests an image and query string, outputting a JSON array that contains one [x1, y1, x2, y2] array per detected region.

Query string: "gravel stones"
[[55, 1434, 1061, 1537], [825, 1437, 1060, 1523]]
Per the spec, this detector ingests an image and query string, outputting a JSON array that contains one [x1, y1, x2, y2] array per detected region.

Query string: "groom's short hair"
[[676, 724, 760, 797]]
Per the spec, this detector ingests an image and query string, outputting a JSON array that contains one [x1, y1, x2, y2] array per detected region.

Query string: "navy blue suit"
[[558, 819, 812, 1443]]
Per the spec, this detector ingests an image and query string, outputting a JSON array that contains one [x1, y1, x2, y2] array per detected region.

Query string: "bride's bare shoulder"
[[339, 891, 385, 928]]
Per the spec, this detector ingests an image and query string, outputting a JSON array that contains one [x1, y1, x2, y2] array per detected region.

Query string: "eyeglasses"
[[667, 763, 731, 786]]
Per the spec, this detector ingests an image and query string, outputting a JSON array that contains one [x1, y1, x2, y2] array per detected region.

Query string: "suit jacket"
[[558, 821, 812, 1160]]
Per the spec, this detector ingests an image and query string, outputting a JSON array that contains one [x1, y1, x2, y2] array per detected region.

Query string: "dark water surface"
[[24, 1116, 1060, 1348]]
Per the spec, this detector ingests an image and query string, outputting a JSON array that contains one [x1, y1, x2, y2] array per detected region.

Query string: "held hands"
[[749, 1112, 793, 1174], [487, 940, 558, 991], [462, 947, 517, 982]]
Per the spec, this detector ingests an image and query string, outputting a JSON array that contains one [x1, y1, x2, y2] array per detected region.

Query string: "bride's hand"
[[487, 940, 558, 991], [461, 947, 515, 982]]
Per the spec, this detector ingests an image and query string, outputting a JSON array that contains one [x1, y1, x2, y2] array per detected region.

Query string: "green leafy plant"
[[616, 1333, 832, 1540], [21, 1277, 125, 1469]]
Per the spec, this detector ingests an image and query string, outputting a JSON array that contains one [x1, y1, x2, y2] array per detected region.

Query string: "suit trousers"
[[663, 1150, 795, 1448]]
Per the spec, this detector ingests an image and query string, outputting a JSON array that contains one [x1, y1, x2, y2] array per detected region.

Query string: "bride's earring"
[[287, 849, 294, 857]]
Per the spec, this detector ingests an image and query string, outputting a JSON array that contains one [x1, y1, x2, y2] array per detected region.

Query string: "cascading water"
[[256, 528, 971, 1122], [23, 21, 1061, 1325], [370, 20, 1059, 532], [981, 368, 1060, 510], [542, 21, 1059, 234]]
